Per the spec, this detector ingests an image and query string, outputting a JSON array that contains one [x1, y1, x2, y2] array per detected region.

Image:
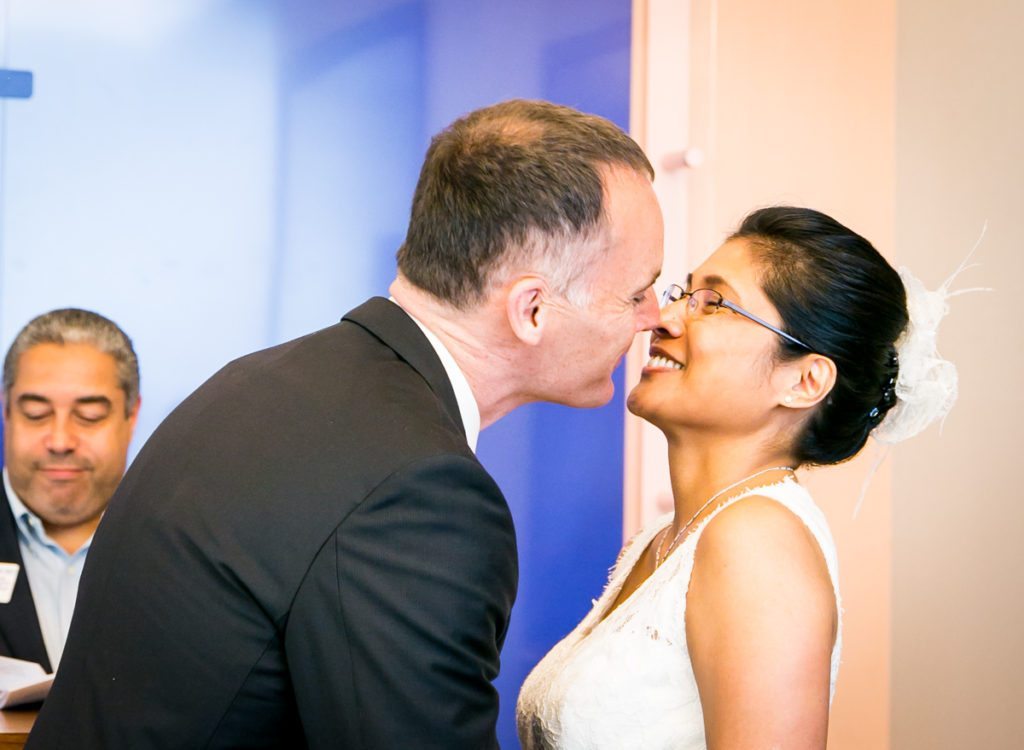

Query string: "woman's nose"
[[652, 300, 686, 339]]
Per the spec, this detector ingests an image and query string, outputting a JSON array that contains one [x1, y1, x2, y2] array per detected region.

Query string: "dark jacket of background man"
[[0, 489, 52, 672]]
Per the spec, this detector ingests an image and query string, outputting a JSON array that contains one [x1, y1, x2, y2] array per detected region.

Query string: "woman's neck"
[[664, 431, 798, 527]]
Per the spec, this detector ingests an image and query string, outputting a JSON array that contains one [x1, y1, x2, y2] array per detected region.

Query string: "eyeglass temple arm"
[[719, 300, 812, 350]]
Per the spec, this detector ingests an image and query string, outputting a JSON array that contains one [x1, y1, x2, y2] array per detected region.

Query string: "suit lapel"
[[342, 297, 465, 441], [0, 486, 52, 672]]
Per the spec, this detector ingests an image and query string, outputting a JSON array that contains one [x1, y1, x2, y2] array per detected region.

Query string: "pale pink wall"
[[629, 1, 896, 747], [892, 1, 1024, 746], [631, 2, 1024, 746], [707, 5, 896, 744], [626, 0, 694, 535]]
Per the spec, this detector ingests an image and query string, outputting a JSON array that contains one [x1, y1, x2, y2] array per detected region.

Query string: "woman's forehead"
[[690, 239, 761, 291]]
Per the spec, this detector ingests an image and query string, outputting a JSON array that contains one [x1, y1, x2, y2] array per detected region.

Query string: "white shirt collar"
[[388, 298, 481, 452], [2, 468, 94, 554], [5, 467, 41, 536]]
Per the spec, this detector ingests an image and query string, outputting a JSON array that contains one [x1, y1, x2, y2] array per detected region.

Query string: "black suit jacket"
[[0, 486, 52, 673], [29, 299, 518, 749]]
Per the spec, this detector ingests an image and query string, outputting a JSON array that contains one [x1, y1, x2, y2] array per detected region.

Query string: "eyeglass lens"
[[661, 283, 684, 307], [689, 289, 722, 315]]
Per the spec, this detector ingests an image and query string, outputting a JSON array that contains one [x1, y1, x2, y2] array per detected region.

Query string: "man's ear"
[[126, 398, 141, 432], [505, 275, 551, 346], [779, 354, 837, 409]]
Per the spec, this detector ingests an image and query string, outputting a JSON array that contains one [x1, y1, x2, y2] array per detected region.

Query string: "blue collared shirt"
[[2, 468, 92, 671]]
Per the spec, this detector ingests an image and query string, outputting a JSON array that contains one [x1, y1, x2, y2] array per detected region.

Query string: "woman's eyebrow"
[[687, 272, 738, 296], [701, 273, 731, 289]]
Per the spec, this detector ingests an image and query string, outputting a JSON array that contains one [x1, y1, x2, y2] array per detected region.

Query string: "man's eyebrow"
[[15, 394, 114, 409], [73, 396, 113, 408], [639, 269, 662, 293], [16, 394, 51, 407]]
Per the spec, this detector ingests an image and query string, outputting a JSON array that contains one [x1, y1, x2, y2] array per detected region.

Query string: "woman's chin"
[[627, 383, 680, 434], [626, 384, 652, 420]]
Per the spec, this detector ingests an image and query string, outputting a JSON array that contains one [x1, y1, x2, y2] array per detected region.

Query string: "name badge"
[[0, 563, 19, 604]]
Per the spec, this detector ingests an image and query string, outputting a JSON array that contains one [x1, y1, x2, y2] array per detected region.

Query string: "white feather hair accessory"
[[872, 228, 991, 445], [852, 227, 991, 517]]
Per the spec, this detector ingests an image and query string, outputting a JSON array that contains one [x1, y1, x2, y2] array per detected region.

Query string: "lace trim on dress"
[[516, 477, 842, 750]]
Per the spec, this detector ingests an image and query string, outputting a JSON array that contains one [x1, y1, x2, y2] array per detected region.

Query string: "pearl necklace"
[[654, 466, 796, 568]]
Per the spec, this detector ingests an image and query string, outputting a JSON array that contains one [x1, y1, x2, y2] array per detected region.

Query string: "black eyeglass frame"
[[661, 283, 813, 351]]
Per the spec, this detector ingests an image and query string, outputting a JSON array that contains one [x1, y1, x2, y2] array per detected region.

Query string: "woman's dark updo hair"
[[730, 206, 909, 466]]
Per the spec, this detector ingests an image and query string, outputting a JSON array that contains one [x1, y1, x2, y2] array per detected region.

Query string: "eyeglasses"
[[661, 283, 812, 351]]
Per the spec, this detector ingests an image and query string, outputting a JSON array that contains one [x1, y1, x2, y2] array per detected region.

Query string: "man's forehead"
[[17, 341, 113, 365], [11, 343, 121, 392]]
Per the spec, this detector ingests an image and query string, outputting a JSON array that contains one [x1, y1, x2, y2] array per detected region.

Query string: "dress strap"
[[664, 478, 839, 595]]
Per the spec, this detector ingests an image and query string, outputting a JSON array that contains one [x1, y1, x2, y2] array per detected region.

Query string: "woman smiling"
[[518, 206, 957, 750]]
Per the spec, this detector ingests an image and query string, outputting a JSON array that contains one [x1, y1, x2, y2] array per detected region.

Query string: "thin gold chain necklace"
[[654, 466, 795, 568]]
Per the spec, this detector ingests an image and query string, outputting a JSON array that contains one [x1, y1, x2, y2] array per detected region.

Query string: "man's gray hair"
[[397, 99, 654, 309], [4, 308, 140, 414]]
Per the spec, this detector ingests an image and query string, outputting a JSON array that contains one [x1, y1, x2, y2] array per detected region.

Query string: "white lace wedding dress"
[[516, 478, 842, 750]]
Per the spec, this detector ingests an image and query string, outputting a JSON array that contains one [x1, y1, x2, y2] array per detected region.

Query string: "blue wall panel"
[[482, 15, 634, 746], [1, 2, 633, 746]]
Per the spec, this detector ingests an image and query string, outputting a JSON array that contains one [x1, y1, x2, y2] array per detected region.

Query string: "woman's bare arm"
[[686, 496, 837, 749]]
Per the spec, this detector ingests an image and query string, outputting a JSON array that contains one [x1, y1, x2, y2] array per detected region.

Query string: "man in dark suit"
[[0, 485, 50, 672], [0, 309, 139, 674], [30, 99, 664, 748]]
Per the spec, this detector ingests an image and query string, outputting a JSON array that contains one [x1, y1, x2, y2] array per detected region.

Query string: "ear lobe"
[[505, 275, 548, 346], [782, 354, 837, 409]]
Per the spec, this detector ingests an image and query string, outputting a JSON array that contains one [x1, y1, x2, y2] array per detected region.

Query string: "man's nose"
[[44, 415, 79, 455], [635, 288, 662, 332]]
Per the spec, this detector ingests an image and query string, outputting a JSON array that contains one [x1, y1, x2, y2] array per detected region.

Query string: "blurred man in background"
[[0, 308, 139, 672]]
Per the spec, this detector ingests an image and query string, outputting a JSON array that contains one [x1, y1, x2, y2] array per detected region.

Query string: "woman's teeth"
[[646, 355, 683, 370]]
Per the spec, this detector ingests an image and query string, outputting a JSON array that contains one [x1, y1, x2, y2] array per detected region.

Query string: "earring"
[[784, 395, 794, 404]]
